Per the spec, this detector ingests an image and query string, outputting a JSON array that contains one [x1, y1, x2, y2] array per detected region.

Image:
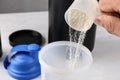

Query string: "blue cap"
[[3, 44, 41, 80]]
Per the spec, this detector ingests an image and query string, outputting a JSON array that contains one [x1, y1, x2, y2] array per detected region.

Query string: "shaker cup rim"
[[39, 41, 93, 73]]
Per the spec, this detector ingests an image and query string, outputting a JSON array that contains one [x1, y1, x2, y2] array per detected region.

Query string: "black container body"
[[49, 0, 96, 51]]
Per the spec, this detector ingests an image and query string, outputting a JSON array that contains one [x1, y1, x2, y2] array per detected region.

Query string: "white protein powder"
[[68, 9, 93, 31]]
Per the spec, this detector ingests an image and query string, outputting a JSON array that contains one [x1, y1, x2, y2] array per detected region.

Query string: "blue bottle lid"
[[3, 44, 41, 80]]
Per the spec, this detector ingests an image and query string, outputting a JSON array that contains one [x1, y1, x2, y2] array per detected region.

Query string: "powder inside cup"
[[68, 9, 92, 31]]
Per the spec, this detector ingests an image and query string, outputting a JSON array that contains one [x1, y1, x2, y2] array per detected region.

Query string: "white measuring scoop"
[[64, 0, 99, 32]]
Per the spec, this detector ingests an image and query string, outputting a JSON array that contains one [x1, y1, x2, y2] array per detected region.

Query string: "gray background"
[[0, 0, 48, 13]]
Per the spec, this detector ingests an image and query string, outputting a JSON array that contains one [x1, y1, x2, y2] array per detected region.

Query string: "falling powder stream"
[[65, 0, 98, 70], [68, 29, 86, 69], [66, 8, 91, 69]]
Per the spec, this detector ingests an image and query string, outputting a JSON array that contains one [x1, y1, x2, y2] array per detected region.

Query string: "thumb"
[[94, 15, 120, 36]]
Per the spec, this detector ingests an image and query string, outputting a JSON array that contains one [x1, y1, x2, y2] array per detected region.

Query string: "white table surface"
[[0, 11, 120, 80]]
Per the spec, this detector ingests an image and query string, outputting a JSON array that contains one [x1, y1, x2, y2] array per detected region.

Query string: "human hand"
[[94, 0, 120, 36]]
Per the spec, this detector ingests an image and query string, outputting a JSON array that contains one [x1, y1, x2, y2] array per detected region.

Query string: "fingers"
[[96, 0, 120, 37], [99, 0, 120, 13], [95, 15, 120, 36]]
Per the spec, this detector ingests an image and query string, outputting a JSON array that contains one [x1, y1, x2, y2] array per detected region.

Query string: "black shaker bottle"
[[49, 0, 97, 51]]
